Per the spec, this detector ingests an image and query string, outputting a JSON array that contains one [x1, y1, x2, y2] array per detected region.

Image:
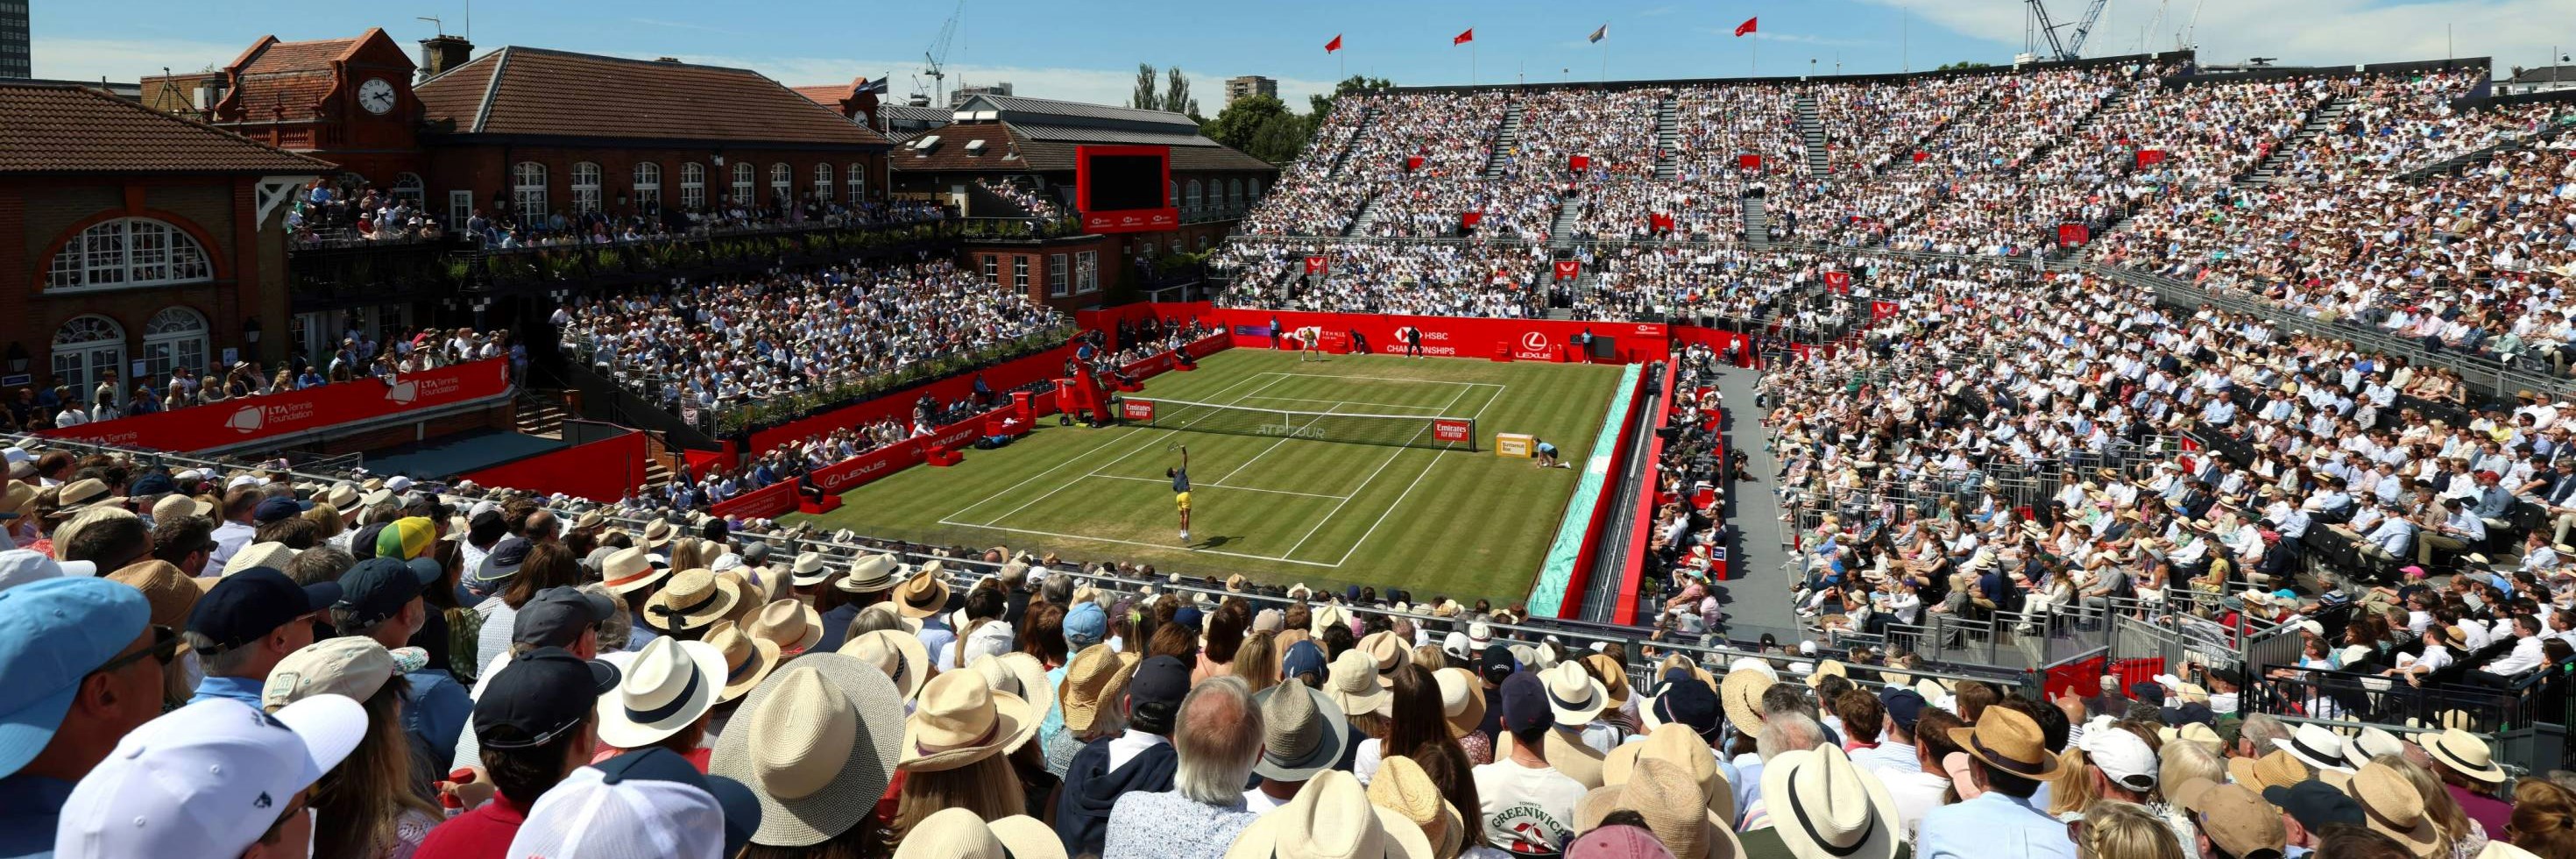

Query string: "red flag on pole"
[[2135, 149, 2167, 167], [1326, 34, 1342, 53], [1737, 153, 1762, 170], [1553, 260, 1581, 280], [1461, 211, 1483, 227], [1454, 28, 1475, 45], [1568, 154, 1591, 172], [1405, 155, 1424, 172], [1733, 17, 1758, 36], [1823, 271, 1853, 293], [1304, 255, 1327, 274], [1912, 151, 1929, 162]]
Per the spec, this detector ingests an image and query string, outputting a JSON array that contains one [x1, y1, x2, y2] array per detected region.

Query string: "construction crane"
[[2024, 0, 2111, 61], [916, 0, 966, 108]]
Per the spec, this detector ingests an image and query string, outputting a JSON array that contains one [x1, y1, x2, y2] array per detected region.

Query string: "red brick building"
[[0, 82, 331, 408]]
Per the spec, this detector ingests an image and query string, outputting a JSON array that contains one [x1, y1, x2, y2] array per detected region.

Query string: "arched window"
[[769, 163, 792, 204], [141, 306, 209, 382], [812, 163, 833, 202], [681, 162, 706, 210], [1185, 180, 1203, 212], [570, 162, 603, 213], [1249, 178, 1264, 202], [510, 161, 548, 217], [1168, 181, 1179, 209], [730, 162, 754, 205], [1228, 178, 1243, 210], [51, 315, 125, 400], [392, 173, 425, 205], [633, 162, 662, 212], [846, 163, 866, 203], [44, 217, 213, 293]]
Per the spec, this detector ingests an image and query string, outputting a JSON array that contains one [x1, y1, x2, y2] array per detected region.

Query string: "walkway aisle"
[[1709, 364, 1804, 644]]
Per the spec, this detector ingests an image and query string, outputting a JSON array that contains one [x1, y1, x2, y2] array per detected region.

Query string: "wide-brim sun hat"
[[837, 628, 931, 701], [1326, 648, 1392, 717], [899, 669, 1036, 772], [1543, 661, 1610, 727], [968, 652, 1055, 753], [1764, 745, 1902, 859], [1434, 667, 1487, 740], [704, 621, 781, 704], [1945, 706, 2063, 781], [2422, 728, 2506, 784], [1252, 680, 1351, 783], [1222, 770, 1432, 859], [893, 809, 1066, 859], [594, 637, 727, 749], [1720, 668, 1775, 737], [641, 568, 741, 633], [708, 655, 905, 848]]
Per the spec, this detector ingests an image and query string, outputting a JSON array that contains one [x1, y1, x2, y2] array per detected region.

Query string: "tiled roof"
[[1012, 123, 1221, 147], [881, 104, 952, 122], [414, 47, 891, 147], [963, 94, 1200, 131], [0, 83, 337, 174], [789, 84, 849, 106], [240, 37, 357, 75], [894, 121, 1275, 174]]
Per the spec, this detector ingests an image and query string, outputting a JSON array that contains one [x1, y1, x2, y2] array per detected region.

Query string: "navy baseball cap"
[[593, 748, 763, 859], [1482, 643, 1518, 685], [1171, 606, 1203, 634], [1878, 688, 1928, 733], [512, 586, 616, 648], [475, 647, 619, 749], [1129, 655, 1192, 711], [127, 473, 176, 497], [1649, 671, 1723, 741], [333, 557, 442, 627], [251, 496, 308, 524], [1280, 639, 1327, 680], [186, 569, 341, 653], [1500, 671, 1553, 735], [2127, 681, 2166, 704], [2263, 780, 2363, 832], [474, 536, 533, 584]]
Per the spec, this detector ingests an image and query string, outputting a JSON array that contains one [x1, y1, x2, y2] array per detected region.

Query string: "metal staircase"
[[1547, 195, 1582, 249], [1483, 103, 1526, 179], [1797, 94, 1828, 176], [1744, 191, 1770, 246], [2243, 96, 2351, 186], [1654, 95, 1681, 180], [1344, 194, 1384, 237], [1328, 108, 1381, 177]]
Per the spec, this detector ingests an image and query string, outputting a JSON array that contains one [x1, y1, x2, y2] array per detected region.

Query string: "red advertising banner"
[[808, 439, 928, 495], [1080, 209, 1180, 233], [1648, 213, 1674, 232], [1737, 153, 1762, 170], [1568, 154, 1590, 172], [1433, 419, 1473, 444], [709, 480, 800, 522], [2058, 223, 2091, 246], [1822, 271, 1853, 294], [2135, 149, 2168, 168], [1122, 400, 1157, 422], [457, 430, 648, 502], [1553, 260, 1581, 281], [1461, 211, 1483, 228], [1206, 307, 1667, 364], [41, 359, 513, 452], [747, 344, 1079, 457], [1304, 255, 1327, 274]]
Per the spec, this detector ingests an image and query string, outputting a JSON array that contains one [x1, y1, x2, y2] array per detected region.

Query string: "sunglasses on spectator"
[[95, 625, 180, 675]]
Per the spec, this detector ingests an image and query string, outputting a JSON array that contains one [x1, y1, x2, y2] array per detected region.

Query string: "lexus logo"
[[1521, 332, 1549, 351]]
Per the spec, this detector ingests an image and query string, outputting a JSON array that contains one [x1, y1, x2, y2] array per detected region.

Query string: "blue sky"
[[30, 0, 2573, 110]]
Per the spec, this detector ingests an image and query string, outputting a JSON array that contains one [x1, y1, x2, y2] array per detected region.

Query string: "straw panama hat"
[[1806, 659, 1847, 688], [893, 569, 951, 619], [899, 669, 1037, 772], [1582, 653, 1632, 708], [642, 568, 741, 632], [1721, 668, 1776, 737], [1574, 758, 1740, 859], [2274, 722, 2353, 772], [837, 554, 898, 593], [2226, 750, 2310, 793], [2423, 728, 2505, 784], [1603, 723, 1737, 826], [599, 547, 665, 594], [1947, 706, 2064, 780], [1222, 770, 1432, 859], [1058, 644, 1140, 735], [789, 552, 832, 587], [2352, 762, 2442, 859], [703, 621, 780, 704], [1359, 630, 1410, 675], [708, 657, 905, 848], [892, 809, 1065, 859], [1326, 648, 1392, 717], [1368, 756, 1464, 859], [1433, 667, 1487, 740], [1252, 679, 1351, 783], [968, 652, 1055, 753], [2341, 726, 2410, 770], [837, 628, 931, 701], [1544, 661, 1610, 728], [746, 599, 824, 655], [595, 637, 726, 749], [1544, 727, 1609, 790], [1765, 745, 1902, 859]]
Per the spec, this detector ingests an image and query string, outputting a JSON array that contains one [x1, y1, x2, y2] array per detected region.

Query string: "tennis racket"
[[1164, 439, 1182, 453]]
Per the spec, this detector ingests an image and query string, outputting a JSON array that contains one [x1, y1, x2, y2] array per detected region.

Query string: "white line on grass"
[[1256, 371, 1510, 389], [948, 372, 1282, 525], [932, 518, 1343, 568], [1276, 382, 1474, 560], [1233, 395, 1452, 412], [981, 370, 1298, 529], [1090, 474, 1348, 500], [1330, 382, 1511, 567], [1208, 401, 1341, 486]]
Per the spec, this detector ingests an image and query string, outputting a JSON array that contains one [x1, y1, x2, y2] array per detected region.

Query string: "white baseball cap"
[[383, 476, 415, 493], [53, 695, 367, 859], [0, 549, 95, 591], [507, 753, 736, 859], [2077, 721, 2159, 792]]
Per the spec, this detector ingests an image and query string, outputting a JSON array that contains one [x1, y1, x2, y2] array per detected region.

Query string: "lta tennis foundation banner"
[[40, 359, 514, 452]]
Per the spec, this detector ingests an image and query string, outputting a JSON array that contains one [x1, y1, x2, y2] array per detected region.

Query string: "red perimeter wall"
[[457, 430, 650, 502]]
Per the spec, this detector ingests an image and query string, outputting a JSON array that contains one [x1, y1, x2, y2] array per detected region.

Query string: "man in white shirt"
[[1474, 672, 1586, 855], [203, 488, 260, 577], [2470, 616, 2549, 686]]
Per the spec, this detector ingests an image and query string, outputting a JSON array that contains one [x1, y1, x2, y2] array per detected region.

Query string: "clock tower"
[[196, 27, 422, 186]]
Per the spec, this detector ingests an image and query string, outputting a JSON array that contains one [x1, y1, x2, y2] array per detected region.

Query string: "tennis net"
[[1115, 397, 1477, 451]]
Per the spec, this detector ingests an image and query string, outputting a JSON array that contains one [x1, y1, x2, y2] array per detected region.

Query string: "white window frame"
[[1076, 250, 1099, 295], [570, 161, 603, 214], [812, 163, 833, 202], [50, 314, 125, 399], [1014, 256, 1029, 292], [731, 162, 754, 205], [633, 162, 662, 211], [448, 189, 473, 229], [846, 162, 866, 203], [44, 217, 213, 294], [392, 173, 426, 206], [1185, 180, 1203, 212], [1049, 253, 1070, 298], [511, 161, 548, 217], [769, 163, 792, 205], [681, 162, 707, 210], [982, 255, 999, 285], [141, 306, 209, 383]]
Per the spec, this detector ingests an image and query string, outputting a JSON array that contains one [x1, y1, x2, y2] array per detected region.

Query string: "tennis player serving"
[[1169, 446, 1192, 542]]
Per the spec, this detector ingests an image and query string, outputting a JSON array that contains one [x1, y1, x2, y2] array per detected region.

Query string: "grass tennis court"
[[784, 347, 1627, 602]]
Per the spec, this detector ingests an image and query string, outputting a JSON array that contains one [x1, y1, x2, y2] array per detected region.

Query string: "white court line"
[[1091, 474, 1348, 500], [1255, 371, 1509, 389], [1233, 395, 1450, 412], [938, 368, 1277, 521], [1277, 382, 1474, 560], [935, 517, 1342, 568], [1332, 383, 1511, 567], [1208, 401, 1343, 486]]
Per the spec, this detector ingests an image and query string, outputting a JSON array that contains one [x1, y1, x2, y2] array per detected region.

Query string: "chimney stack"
[[418, 35, 473, 82]]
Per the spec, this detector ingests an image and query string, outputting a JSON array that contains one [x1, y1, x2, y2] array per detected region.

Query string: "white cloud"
[[672, 53, 1338, 116], [1861, 0, 2569, 67], [31, 37, 244, 82]]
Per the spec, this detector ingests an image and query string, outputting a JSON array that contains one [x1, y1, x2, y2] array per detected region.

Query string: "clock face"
[[357, 78, 397, 115]]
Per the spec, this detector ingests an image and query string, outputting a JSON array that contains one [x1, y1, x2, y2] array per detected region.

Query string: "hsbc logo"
[[227, 406, 265, 434], [1521, 331, 1549, 351]]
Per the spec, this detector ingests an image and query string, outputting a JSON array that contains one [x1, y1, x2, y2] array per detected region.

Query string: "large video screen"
[[1076, 145, 1178, 233]]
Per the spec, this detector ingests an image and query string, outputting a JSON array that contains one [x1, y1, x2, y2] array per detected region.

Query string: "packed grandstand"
[[4, 43, 2575, 859]]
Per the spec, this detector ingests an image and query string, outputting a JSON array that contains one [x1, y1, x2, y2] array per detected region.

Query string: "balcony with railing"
[[286, 217, 967, 305]]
